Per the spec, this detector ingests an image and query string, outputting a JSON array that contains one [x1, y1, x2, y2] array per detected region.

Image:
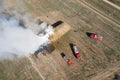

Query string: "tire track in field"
[[76, 0, 120, 50], [60, 0, 119, 48], [76, 0, 120, 27], [103, 0, 120, 10], [26, 56, 45, 80], [57, 0, 120, 43]]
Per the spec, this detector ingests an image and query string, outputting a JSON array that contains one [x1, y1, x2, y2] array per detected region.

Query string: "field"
[[0, 0, 120, 80]]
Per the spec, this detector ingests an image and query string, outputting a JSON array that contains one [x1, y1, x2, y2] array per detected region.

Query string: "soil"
[[0, 0, 120, 80]]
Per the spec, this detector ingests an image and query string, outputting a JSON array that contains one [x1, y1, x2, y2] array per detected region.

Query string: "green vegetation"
[[87, 73, 96, 78], [0, 67, 8, 80], [104, 48, 117, 62], [116, 55, 120, 61], [104, 24, 120, 38]]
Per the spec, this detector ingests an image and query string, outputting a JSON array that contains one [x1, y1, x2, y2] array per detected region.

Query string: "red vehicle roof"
[[95, 35, 103, 40], [76, 53, 81, 58], [90, 33, 95, 38], [67, 60, 72, 65]]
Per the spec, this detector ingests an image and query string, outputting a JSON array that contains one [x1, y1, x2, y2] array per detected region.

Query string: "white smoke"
[[0, 14, 53, 60]]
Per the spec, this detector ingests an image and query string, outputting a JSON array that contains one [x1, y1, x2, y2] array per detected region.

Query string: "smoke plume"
[[0, 14, 53, 60]]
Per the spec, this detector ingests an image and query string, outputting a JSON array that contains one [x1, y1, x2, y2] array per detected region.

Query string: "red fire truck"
[[72, 45, 81, 59], [90, 33, 103, 40], [61, 53, 72, 65]]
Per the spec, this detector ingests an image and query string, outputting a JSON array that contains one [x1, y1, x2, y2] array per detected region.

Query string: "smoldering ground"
[[0, 14, 54, 60]]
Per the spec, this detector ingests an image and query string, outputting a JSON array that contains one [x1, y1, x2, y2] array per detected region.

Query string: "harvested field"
[[0, 0, 120, 80]]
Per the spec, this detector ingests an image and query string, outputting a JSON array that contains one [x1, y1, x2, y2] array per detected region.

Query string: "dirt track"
[[103, 0, 120, 10], [27, 56, 45, 80], [77, 0, 120, 27]]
